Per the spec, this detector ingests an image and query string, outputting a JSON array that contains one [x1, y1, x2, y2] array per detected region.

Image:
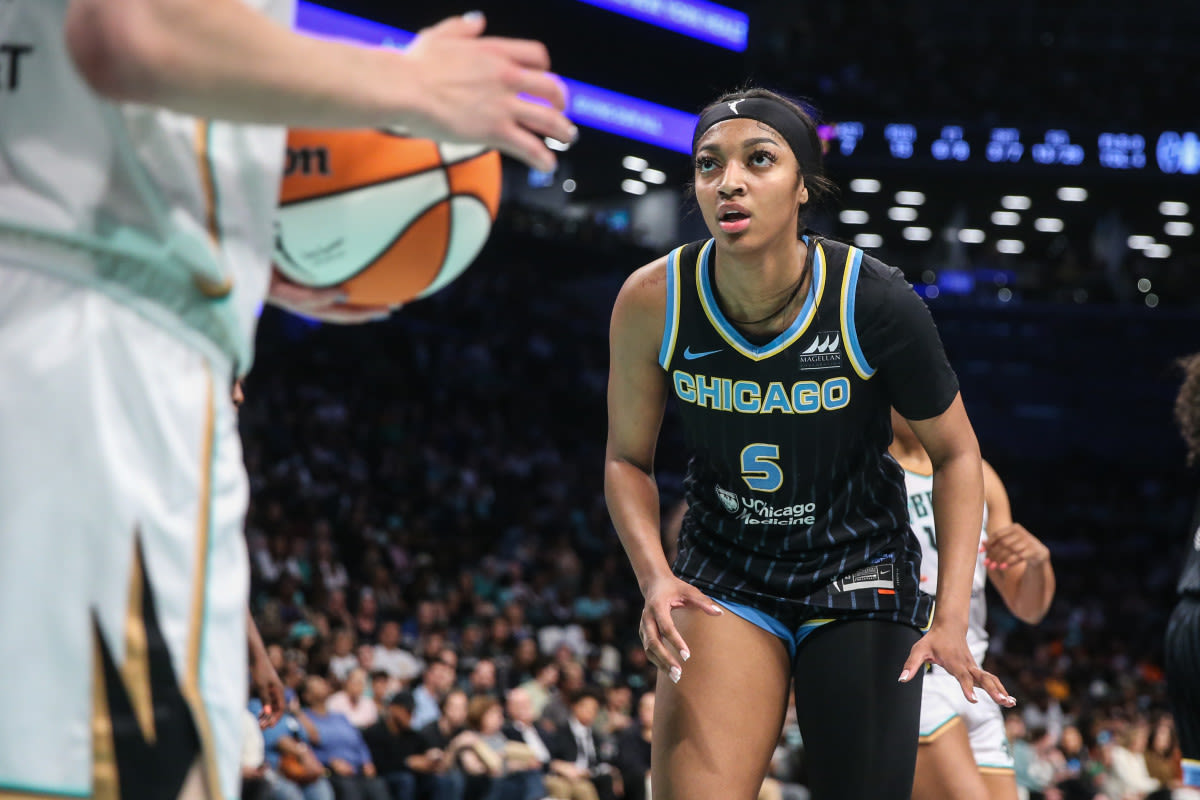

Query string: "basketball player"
[[605, 87, 1014, 800], [0, 2, 574, 799], [890, 410, 1055, 800], [1166, 353, 1200, 791]]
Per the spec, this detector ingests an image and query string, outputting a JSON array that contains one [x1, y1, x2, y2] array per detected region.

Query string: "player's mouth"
[[717, 204, 751, 234]]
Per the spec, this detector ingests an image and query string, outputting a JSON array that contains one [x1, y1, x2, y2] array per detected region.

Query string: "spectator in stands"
[[503, 687, 554, 800], [614, 692, 652, 800], [468, 658, 500, 700], [412, 657, 459, 730], [452, 696, 507, 800], [328, 667, 379, 730], [1109, 720, 1161, 797], [250, 695, 335, 800], [362, 691, 427, 800], [329, 629, 359, 683], [355, 589, 381, 644], [544, 688, 615, 800], [417, 689, 471, 800], [374, 620, 423, 684], [302, 675, 391, 800]]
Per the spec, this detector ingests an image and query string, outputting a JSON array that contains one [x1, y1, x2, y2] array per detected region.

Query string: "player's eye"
[[749, 149, 777, 168], [695, 156, 718, 173]]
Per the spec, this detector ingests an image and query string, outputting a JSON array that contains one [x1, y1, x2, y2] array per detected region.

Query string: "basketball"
[[275, 129, 502, 306]]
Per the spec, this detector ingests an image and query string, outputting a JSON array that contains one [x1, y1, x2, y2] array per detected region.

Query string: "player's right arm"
[[63, 0, 574, 171], [605, 258, 722, 683]]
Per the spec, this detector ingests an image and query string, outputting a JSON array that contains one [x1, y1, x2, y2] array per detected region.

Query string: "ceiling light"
[[895, 191, 926, 206], [991, 211, 1020, 226], [850, 178, 882, 193], [562, 179, 577, 193], [1127, 235, 1155, 250], [1145, 243, 1172, 259], [622, 155, 649, 172], [854, 233, 883, 248], [1034, 217, 1064, 233], [641, 168, 667, 184], [903, 227, 933, 241], [1001, 195, 1032, 210], [888, 207, 918, 222], [839, 210, 869, 225], [621, 179, 647, 195], [1056, 187, 1088, 202], [996, 239, 1025, 254], [1165, 221, 1194, 237], [1159, 201, 1189, 216], [958, 228, 986, 244]]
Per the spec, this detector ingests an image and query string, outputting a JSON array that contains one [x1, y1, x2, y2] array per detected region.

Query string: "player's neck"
[[713, 238, 809, 333]]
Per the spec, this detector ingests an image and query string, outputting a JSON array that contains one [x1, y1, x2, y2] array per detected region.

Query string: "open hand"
[[899, 623, 1016, 707], [639, 576, 724, 683]]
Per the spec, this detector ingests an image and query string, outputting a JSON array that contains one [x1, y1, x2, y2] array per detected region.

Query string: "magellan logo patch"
[[798, 332, 842, 370]]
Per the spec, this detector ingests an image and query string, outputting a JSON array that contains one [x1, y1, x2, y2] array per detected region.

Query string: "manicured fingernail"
[[898, 670, 910, 682], [463, 10, 484, 22], [670, 666, 682, 684], [264, 705, 272, 714], [712, 605, 724, 615], [681, 649, 691, 662]]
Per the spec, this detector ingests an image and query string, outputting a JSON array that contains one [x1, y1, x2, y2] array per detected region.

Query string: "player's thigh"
[[913, 718, 990, 800], [0, 268, 247, 799], [651, 605, 791, 800], [792, 620, 923, 800], [981, 771, 1019, 800]]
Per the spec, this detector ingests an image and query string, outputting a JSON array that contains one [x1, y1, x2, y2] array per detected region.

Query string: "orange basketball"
[[275, 129, 502, 306]]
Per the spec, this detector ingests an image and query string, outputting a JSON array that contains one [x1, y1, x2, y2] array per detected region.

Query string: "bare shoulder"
[[613, 255, 669, 325]]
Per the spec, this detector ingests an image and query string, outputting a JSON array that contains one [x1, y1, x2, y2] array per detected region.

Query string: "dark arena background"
[[243, 3, 1200, 799]]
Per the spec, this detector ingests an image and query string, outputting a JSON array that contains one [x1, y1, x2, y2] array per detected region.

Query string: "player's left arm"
[[980, 460, 1055, 625]]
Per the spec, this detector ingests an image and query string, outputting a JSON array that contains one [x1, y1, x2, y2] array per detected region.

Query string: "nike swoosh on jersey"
[[683, 346, 723, 360]]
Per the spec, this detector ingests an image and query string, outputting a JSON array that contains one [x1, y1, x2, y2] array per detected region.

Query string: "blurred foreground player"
[[1166, 353, 1200, 791], [890, 410, 1055, 800], [0, 2, 573, 799], [605, 86, 1013, 800]]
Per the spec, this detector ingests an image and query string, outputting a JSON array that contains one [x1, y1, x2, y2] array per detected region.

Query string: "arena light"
[[958, 228, 986, 244], [621, 178, 648, 195], [903, 226, 932, 241], [623, 155, 649, 172], [854, 233, 883, 248], [991, 211, 1020, 226], [1034, 217, 1064, 233], [1165, 221, 1194, 236], [296, 2, 703, 154], [575, 0, 750, 52], [850, 178, 882, 193], [1145, 293, 1160, 308], [1160, 201, 1190, 216], [996, 239, 1025, 254], [895, 191, 926, 206], [1127, 235, 1155, 250], [1145, 243, 1172, 259], [1001, 195, 1032, 210], [562, 179, 577, 193], [888, 207, 918, 222], [1056, 187, 1088, 202], [1137, 278, 1152, 293], [839, 210, 869, 225], [642, 168, 667, 184]]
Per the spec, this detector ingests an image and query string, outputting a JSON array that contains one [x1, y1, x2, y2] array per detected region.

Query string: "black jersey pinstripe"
[[660, 235, 958, 629]]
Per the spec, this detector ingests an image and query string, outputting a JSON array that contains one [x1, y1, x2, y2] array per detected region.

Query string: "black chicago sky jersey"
[[660, 235, 958, 626]]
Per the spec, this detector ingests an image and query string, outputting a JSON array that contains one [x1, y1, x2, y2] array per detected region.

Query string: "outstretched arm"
[[64, 0, 574, 170], [981, 461, 1055, 625]]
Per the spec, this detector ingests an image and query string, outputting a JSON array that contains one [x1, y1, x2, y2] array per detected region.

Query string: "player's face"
[[694, 117, 808, 251]]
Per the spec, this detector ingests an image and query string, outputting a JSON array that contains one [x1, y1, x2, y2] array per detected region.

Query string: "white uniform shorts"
[[0, 266, 250, 800], [918, 665, 1015, 773]]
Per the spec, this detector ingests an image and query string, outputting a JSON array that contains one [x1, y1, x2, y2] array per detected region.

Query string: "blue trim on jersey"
[[840, 246, 876, 379], [658, 246, 683, 368], [713, 598, 833, 660], [696, 238, 825, 362]]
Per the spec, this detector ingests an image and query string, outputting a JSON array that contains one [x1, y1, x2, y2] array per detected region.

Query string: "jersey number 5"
[[741, 443, 783, 492]]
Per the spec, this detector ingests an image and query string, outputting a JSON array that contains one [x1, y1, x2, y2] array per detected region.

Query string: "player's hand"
[[251, 651, 285, 729], [639, 576, 723, 684], [402, 12, 577, 172], [266, 270, 396, 324], [984, 523, 1050, 571], [899, 622, 1016, 707]]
